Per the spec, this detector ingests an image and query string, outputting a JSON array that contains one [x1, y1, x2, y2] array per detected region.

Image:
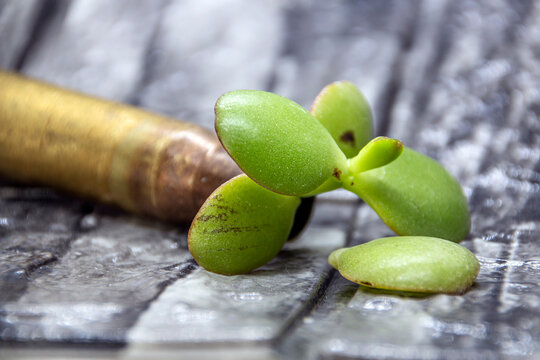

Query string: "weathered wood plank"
[[127, 201, 354, 345], [0, 188, 84, 303], [0, 0, 539, 359], [1, 213, 195, 343], [20, 0, 166, 101]]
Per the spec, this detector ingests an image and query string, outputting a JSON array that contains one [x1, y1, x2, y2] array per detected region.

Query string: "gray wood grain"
[[0, 0, 538, 359]]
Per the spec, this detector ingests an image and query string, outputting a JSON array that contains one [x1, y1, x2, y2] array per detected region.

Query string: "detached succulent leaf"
[[310, 81, 372, 158], [345, 147, 470, 242], [188, 174, 300, 275], [329, 236, 480, 294], [215, 90, 347, 196]]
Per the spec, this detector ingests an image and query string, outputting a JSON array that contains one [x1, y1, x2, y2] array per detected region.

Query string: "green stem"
[[302, 175, 342, 197], [341, 173, 365, 199]]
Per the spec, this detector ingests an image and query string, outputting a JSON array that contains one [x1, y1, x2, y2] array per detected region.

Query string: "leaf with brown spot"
[[189, 174, 300, 275], [311, 81, 372, 158], [339, 130, 355, 145], [196, 213, 228, 222]]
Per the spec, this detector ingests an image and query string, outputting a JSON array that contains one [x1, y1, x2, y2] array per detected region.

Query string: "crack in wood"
[[271, 201, 362, 349]]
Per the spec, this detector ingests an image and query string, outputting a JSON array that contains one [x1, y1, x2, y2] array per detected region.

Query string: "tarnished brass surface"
[[0, 71, 241, 222]]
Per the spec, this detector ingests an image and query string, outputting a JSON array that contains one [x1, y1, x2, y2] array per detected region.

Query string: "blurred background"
[[1, 0, 417, 133], [0, 1, 539, 359]]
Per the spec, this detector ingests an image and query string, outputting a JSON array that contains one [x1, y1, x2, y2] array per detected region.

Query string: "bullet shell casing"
[[0, 71, 240, 222]]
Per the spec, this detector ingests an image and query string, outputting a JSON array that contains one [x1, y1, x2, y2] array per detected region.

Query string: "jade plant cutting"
[[188, 81, 479, 294]]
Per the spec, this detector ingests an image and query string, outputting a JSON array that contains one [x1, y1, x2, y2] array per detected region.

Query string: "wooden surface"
[[0, 1, 539, 359]]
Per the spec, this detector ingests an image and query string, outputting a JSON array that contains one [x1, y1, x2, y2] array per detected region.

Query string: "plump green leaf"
[[215, 90, 347, 196], [329, 236, 480, 294], [344, 147, 470, 242], [310, 81, 372, 158], [348, 137, 404, 173], [188, 174, 300, 275]]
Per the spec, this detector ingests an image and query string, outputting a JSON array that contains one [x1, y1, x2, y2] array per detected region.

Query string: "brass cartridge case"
[[0, 70, 241, 222]]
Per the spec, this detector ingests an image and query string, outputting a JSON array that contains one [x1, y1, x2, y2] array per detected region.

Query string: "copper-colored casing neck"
[[0, 71, 241, 222]]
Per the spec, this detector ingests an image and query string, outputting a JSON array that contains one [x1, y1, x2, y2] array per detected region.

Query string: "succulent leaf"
[[310, 81, 372, 158], [348, 136, 403, 174], [344, 147, 470, 242], [188, 174, 300, 275], [216, 90, 347, 196], [329, 236, 480, 294]]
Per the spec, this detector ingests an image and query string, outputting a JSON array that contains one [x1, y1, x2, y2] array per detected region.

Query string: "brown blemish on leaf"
[[212, 193, 224, 201], [213, 245, 261, 252], [372, 136, 403, 151], [332, 168, 342, 180], [237, 245, 260, 251], [207, 225, 262, 234], [196, 213, 228, 222], [340, 130, 355, 145], [359, 281, 373, 287], [208, 203, 238, 214]]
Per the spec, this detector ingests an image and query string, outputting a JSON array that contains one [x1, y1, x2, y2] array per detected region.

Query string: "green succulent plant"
[[188, 81, 477, 294]]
